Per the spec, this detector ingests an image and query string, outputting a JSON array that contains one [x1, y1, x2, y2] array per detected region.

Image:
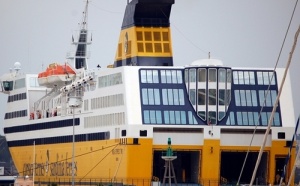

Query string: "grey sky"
[[0, 0, 299, 135]]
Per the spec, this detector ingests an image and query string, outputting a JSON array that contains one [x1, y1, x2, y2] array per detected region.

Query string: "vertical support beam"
[[162, 159, 177, 186]]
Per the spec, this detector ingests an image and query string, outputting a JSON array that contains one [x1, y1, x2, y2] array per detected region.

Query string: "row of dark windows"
[[7, 131, 110, 147], [234, 89, 278, 107], [142, 88, 185, 106], [2, 78, 26, 91], [7, 93, 27, 103], [226, 111, 281, 126], [232, 70, 276, 85], [140, 69, 183, 84], [185, 68, 231, 83], [190, 89, 231, 106], [143, 110, 198, 125], [4, 118, 80, 134], [4, 110, 27, 120]]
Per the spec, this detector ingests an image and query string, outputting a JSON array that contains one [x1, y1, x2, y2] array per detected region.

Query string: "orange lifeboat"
[[38, 63, 76, 87]]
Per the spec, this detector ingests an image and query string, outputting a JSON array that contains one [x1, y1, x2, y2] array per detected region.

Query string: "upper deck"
[[1, 62, 295, 141]]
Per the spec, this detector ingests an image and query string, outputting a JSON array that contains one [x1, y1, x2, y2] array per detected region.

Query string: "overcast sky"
[[0, 0, 299, 135]]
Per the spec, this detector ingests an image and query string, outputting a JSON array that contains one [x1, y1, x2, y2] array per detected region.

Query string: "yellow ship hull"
[[10, 138, 153, 185], [9, 137, 296, 186]]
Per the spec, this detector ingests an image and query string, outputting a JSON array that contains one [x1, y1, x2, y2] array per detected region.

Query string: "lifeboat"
[[38, 63, 76, 87]]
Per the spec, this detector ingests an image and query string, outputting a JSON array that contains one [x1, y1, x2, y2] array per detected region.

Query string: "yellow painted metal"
[[114, 27, 173, 62], [9, 138, 153, 185], [268, 140, 296, 185], [201, 139, 220, 186], [125, 138, 153, 185], [7, 137, 296, 186]]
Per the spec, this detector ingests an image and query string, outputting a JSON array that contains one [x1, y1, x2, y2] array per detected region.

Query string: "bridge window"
[[142, 88, 160, 105], [189, 89, 196, 105], [143, 110, 162, 124], [208, 89, 216, 105], [233, 71, 256, 85], [141, 70, 159, 83], [261, 112, 268, 126], [160, 70, 182, 84], [164, 110, 184, 124], [161, 89, 185, 106], [30, 77, 40, 87], [219, 89, 225, 105], [208, 69, 216, 82], [2, 81, 13, 91], [14, 78, 25, 89], [189, 69, 196, 82], [208, 111, 216, 124], [218, 69, 226, 82], [198, 89, 206, 105], [235, 90, 259, 107], [257, 71, 276, 85], [98, 73, 122, 88], [238, 71, 244, 84], [240, 90, 246, 106], [188, 111, 198, 124], [218, 111, 225, 120], [259, 90, 277, 107], [198, 69, 206, 82], [274, 112, 280, 126]]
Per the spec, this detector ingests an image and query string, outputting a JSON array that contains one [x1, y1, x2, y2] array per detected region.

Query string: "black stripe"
[[122, 0, 174, 29], [4, 118, 80, 134], [7, 131, 110, 147], [114, 56, 173, 67]]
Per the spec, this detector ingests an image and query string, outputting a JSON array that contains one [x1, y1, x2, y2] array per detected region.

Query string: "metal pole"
[[33, 140, 35, 186], [72, 107, 75, 186], [168, 161, 171, 186]]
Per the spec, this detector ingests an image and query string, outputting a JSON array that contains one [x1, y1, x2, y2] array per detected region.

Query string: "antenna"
[[67, 0, 91, 70], [14, 62, 21, 76], [80, 0, 89, 30]]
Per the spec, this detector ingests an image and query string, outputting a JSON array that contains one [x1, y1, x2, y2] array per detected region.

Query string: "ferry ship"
[[0, 0, 297, 185]]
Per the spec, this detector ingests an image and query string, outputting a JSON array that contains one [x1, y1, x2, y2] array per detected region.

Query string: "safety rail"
[[30, 178, 273, 186], [34, 178, 152, 186]]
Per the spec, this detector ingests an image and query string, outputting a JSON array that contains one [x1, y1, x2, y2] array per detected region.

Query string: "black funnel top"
[[122, 0, 174, 29]]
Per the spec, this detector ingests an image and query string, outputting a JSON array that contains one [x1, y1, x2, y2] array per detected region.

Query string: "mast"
[[67, 0, 91, 70], [249, 25, 300, 186], [80, 0, 89, 30], [33, 141, 35, 186]]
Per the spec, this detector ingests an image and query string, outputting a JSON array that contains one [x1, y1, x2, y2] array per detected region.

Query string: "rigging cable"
[[237, 0, 299, 184], [171, 24, 208, 55], [79, 143, 120, 182], [159, 8, 209, 57], [250, 25, 300, 186], [112, 144, 125, 180], [287, 115, 300, 186], [15, 143, 119, 177], [90, 2, 123, 14], [279, 25, 300, 186]]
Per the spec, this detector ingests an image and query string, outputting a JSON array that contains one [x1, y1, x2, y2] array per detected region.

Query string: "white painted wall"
[[123, 66, 143, 125], [221, 133, 272, 147], [276, 68, 296, 127], [153, 132, 203, 145]]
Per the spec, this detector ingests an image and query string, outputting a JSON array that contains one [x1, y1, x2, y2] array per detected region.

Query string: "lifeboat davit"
[[38, 63, 76, 87]]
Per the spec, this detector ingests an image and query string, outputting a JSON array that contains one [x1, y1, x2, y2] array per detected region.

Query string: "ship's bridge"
[[139, 58, 282, 126], [184, 58, 232, 124]]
